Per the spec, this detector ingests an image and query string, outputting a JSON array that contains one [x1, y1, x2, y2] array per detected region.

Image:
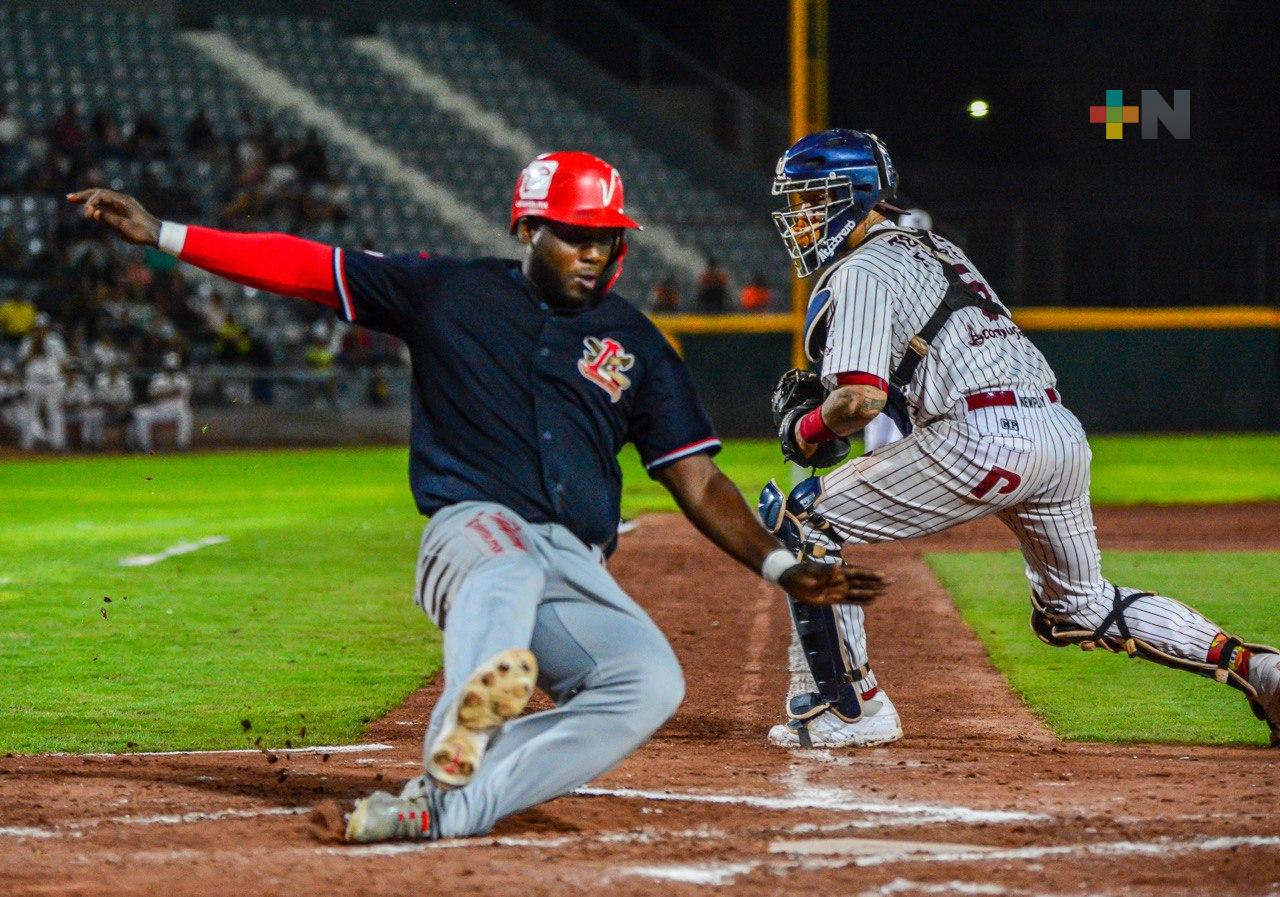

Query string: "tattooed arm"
[[792, 382, 887, 457]]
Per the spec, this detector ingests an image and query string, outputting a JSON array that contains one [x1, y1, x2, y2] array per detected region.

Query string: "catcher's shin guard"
[[787, 597, 872, 725], [1030, 586, 1280, 723], [759, 477, 870, 734], [758, 476, 842, 562]]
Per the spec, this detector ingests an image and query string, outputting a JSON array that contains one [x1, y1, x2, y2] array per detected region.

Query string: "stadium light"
[[967, 99, 990, 119]]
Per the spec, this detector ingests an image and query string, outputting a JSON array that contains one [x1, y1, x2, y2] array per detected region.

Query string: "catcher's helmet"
[[772, 129, 900, 277], [511, 151, 641, 293]]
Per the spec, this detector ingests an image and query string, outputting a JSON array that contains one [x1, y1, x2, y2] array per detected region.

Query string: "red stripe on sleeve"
[[179, 225, 340, 309], [835, 371, 890, 393]]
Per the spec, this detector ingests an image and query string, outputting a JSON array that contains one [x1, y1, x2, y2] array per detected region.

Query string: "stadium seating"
[[1, 3, 787, 306], [220, 14, 786, 303]]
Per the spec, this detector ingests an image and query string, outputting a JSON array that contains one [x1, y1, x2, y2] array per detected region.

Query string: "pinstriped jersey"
[[819, 222, 1057, 422]]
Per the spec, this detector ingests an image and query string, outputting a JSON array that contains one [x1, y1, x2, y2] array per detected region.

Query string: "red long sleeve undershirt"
[[178, 225, 341, 310]]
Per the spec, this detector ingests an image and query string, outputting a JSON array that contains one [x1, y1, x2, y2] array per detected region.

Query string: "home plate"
[[770, 837, 1001, 858]]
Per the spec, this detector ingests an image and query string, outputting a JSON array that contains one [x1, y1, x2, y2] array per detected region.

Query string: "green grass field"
[[2, 433, 1278, 752], [929, 551, 1280, 745]]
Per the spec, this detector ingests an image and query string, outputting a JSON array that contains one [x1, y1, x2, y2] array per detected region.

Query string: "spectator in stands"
[[62, 361, 104, 449], [0, 358, 32, 444], [89, 331, 123, 372], [695, 256, 730, 313], [367, 363, 392, 408], [95, 359, 135, 443], [19, 313, 67, 365], [304, 325, 338, 408], [184, 109, 218, 157], [739, 272, 774, 312], [0, 225, 33, 276], [0, 101, 23, 188], [291, 128, 328, 185], [0, 290, 37, 342], [127, 112, 168, 161], [197, 290, 231, 337], [132, 351, 193, 452], [649, 276, 680, 313], [214, 311, 253, 363], [89, 108, 127, 160], [48, 103, 86, 166], [305, 176, 350, 225], [19, 326, 67, 450], [0, 101, 22, 149]]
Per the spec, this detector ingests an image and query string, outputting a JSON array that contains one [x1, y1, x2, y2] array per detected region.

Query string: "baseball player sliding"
[[762, 128, 1280, 749], [68, 151, 885, 843]]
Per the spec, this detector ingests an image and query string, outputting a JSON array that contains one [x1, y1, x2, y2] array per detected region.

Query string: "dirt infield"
[[3, 504, 1279, 896]]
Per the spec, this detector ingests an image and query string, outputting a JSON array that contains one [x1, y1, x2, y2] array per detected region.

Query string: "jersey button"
[[542, 431, 553, 441], [539, 347, 550, 358]]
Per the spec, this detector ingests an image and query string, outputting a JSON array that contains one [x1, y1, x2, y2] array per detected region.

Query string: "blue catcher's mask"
[[771, 129, 900, 277]]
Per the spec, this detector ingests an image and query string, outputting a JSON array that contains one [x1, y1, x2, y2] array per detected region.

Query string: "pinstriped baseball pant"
[[817, 400, 1221, 684], [402, 501, 684, 838]]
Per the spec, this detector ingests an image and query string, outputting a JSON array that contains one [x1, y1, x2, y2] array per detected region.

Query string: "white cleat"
[[344, 790, 433, 843], [1248, 652, 1280, 747], [426, 648, 537, 787], [768, 692, 903, 749]]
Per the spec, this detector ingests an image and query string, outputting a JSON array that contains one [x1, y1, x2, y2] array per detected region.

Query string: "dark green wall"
[[677, 329, 1280, 437], [679, 333, 791, 438], [1032, 328, 1280, 432]]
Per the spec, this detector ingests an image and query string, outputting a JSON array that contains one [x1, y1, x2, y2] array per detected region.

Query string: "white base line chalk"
[[617, 834, 1280, 887], [574, 786, 1047, 824], [0, 806, 308, 839], [48, 742, 393, 759], [119, 535, 230, 567]]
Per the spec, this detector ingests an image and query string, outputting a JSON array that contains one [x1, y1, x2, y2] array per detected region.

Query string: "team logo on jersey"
[[577, 336, 634, 403], [518, 159, 559, 200]]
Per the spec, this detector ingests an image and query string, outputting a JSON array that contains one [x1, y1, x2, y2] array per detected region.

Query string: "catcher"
[[760, 128, 1280, 750]]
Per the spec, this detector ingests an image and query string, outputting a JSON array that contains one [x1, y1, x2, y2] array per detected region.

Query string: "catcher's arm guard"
[[771, 369, 851, 469]]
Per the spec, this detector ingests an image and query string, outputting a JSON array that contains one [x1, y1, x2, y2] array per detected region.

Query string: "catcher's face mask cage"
[[771, 128, 900, 277], [771, 176, 865, 278]]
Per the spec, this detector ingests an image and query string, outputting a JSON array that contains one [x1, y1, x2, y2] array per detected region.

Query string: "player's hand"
[[66, 188, 161, 247], [779, 560, 886, 606]]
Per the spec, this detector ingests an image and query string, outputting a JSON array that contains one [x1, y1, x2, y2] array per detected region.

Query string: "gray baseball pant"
[[403, 501, 684, 838]]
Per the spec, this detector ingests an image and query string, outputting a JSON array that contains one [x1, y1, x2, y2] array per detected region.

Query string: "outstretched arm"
[[67, 189, 342, 309], [654, 453, 884, 606]]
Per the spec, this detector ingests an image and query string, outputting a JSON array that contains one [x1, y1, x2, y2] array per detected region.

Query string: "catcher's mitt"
[[771, 369, 851, 469]]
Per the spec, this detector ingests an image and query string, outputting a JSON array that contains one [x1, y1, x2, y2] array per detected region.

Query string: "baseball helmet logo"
[[599, 168, 619, 207], [517, 160, 559, 201]]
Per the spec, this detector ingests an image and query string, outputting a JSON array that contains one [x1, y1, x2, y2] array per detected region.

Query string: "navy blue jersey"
[[334, 249, 720, 548]]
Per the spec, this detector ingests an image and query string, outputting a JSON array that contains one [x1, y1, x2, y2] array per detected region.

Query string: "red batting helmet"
[[509, 151, 640, 233]]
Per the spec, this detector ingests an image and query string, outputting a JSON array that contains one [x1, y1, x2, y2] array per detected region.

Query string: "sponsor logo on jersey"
[[577, 336, 634, 403], [965, 321, 1024, 347]]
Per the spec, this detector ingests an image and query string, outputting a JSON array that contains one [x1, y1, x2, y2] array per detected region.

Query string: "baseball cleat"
[[426, 648, 537, 788], [344, 790, 434, 843], [768, 692, 903, 749], [1247, 652, 1280, 747]]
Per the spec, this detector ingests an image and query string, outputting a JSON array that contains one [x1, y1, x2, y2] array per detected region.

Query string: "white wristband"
[[761, 548, 798, 584], [157, 221, 188, 257]]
